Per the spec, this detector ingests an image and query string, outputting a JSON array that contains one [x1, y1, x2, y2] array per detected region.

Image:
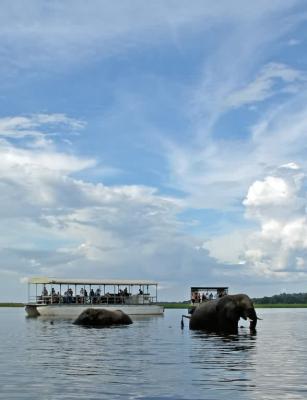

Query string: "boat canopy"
[[191, 286, 228, 292], [27, 277, 158, 286]]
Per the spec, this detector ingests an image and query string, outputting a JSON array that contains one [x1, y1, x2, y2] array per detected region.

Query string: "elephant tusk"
[[247, 316, 261, 321]]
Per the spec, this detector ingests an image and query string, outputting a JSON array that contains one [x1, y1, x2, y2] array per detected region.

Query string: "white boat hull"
[[25, 304, 164, 318]]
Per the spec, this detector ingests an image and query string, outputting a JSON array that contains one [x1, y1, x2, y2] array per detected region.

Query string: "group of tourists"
[[40, 285, 142, 305], [191, 289, 227, 304]]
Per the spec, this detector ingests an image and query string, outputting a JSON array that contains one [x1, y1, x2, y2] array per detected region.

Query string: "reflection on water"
[[0, 308, 307, 399], [189, 331, 258, 396]]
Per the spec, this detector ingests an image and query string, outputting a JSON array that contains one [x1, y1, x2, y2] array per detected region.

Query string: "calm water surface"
[[0, 308, 307, 399]]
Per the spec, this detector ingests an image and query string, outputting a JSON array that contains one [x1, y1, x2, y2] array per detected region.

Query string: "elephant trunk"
[[249, 317, 257, 331], [246, 308, 257, 331]]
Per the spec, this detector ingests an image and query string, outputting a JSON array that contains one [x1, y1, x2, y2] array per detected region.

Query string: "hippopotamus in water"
[[73, 308, 133, 327]]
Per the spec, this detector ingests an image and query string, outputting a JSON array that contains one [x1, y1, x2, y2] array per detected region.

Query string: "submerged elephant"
[[188, 294, 258, 334], [73, 308, 133, 327]]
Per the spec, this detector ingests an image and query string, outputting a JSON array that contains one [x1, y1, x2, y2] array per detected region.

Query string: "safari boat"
[[189, 286, 229, 313], [25, 277, 164, 318], [190, 286, 229, 304]]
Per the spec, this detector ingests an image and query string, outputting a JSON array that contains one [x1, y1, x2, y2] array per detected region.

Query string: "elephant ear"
[[218, 297, 240, 321], [225, 300, 239, 320]]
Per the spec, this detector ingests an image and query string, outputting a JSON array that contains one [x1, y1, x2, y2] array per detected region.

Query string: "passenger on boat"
[[217, 289, 226, 298], [42, 286, 48, 296], [83, 289, 89, 303], [50, 288, 59, 303], [70, 288, 74, 303], [63, 288, 73, 303], [77, 288, 83, 303], [88, 289, 94, 303], [90, 288, 100, 304]]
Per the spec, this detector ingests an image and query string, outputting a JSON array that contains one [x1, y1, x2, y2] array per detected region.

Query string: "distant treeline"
[[253, 293, 307, 304]]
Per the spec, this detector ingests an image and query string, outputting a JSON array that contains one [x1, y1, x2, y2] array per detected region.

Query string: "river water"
[[0, 307, 307, 399]]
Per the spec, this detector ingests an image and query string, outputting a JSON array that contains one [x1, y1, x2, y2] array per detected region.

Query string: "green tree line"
[[253, 292, 307, 304]]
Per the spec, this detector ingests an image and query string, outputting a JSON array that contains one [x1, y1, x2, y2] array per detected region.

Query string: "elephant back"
[[189, 299, 219, 331]]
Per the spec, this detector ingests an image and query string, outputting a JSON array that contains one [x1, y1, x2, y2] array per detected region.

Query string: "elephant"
[[188, 294, 258, 334], [73, 308, 133, 327]]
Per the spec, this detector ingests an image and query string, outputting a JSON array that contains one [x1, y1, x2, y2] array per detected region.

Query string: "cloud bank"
[[0, 113, 229, 301], [1, 1, 307, 300], [243, 164, 307, 278]]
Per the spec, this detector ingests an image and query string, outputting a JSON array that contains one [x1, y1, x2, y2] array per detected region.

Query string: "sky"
[[1, 0, 307, 301]]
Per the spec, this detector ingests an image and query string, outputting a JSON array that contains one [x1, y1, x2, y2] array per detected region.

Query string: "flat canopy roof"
[[191, 287, 228, 291], [27, 277, 158, 286]]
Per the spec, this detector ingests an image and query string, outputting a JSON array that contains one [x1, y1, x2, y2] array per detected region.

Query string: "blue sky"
[[1, 0, 307, 301]]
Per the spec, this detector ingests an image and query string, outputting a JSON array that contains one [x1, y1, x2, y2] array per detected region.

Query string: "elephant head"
[[217, 294, 258, 333]]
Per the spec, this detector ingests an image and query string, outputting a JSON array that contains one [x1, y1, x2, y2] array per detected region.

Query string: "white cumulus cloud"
[[242, 164, 307, 277]]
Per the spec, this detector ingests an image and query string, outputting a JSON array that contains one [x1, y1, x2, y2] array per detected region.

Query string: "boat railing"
[[28, 294, 156, 306]]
